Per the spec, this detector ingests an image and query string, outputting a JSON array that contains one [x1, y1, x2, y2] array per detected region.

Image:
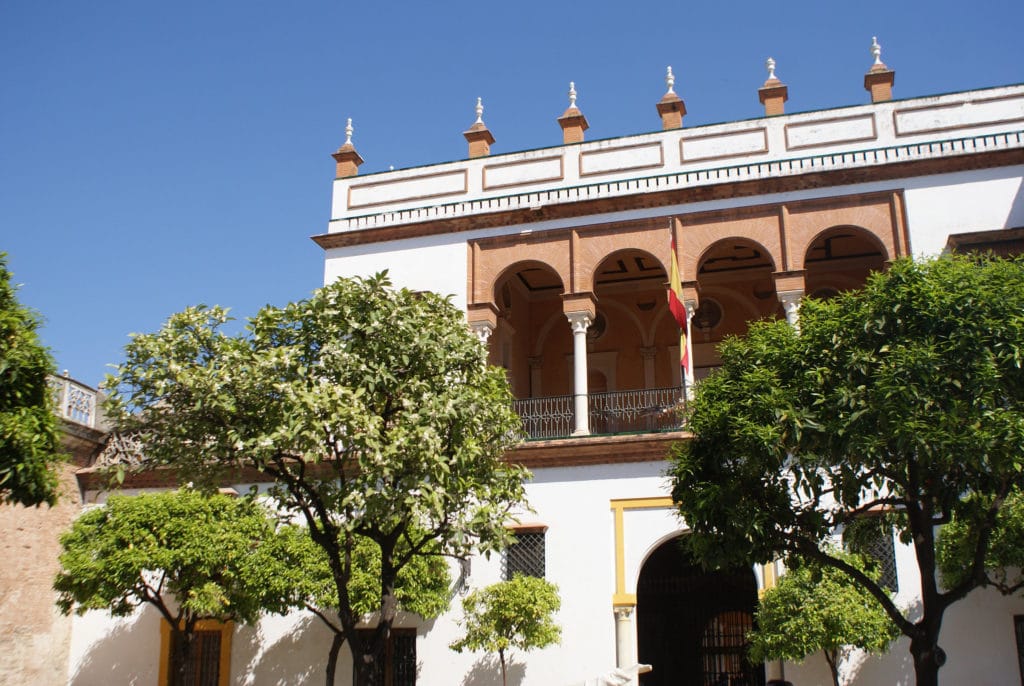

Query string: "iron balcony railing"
[[514, 394, 575, 440], [513, 386, 685, 441], [50, 372, 98, 428]]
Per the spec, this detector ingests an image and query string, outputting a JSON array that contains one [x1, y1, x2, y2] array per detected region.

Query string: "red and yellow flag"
[[668, 226, 689, 378]]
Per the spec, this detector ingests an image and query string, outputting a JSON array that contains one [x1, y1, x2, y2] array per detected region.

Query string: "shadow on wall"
[[69, 607, 159, 686], [460, 654, 527, 686], [236, 614, 324, 686], [782, 595, 920, 686], [234, 612, 442, 685], [843, 595, 919, 686]]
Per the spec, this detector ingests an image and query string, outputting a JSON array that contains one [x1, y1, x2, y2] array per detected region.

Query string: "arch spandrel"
[[785, 193, 901, 272], [693, 236, 779, 279], [802, 225, 889, 297], [677, 209, 785, 284], [576, 226, 671, 294], [470, 238, 571, 305]]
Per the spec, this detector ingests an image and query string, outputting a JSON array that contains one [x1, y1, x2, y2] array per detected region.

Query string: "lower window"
[[504, 526, 547, 580], [354, 629, 417, 686], [159, 619, 232, 686], [843, 518, 899, 592]]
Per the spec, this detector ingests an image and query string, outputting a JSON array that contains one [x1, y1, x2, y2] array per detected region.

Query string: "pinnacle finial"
[[666, 66, 676, 94], [766, 57, 777, 81], [871, 36, 883, 66], [474, 97, 484, 125], [568, 82, 577, 109], [344, 118, 353, 146]]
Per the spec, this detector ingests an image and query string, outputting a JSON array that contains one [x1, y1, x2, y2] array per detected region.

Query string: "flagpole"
[[668, 218, 690, 398]]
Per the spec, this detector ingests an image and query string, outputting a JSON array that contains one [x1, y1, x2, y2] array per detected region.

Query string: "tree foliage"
[[265, 525, 452, 619], [748, 552, 898, 686], [0, 252, 64, 506], [262, 524, 452, 673], [54, 489, 287, 685], [103, 272, 528, 686], [450, 574, 561, 686], [938, 488, 1024, 596], [670, 254, 1024, 686]]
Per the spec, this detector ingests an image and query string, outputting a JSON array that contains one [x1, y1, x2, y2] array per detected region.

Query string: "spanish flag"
[[668, 225, 689, 380]]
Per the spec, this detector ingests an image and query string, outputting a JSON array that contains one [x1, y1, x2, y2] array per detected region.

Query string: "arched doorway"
[[637, 536, 765, 686]]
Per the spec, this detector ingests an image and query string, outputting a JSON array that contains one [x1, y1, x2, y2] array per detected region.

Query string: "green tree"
[[263, 525, 452, 675], [938, 488, 1024, 596], [748, 552, 898, 686], [103, 273, 528, 686], [0, 253, 64, 506], [669, 255, 1024, 686], [450, 575, 561, 686], [54, 489, 288, 686]]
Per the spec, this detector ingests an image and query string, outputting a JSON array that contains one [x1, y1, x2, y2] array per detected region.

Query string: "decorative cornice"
[[509, 431, 687, 468], [313, 132, 1024, 250], [76, 431, 691, 492]]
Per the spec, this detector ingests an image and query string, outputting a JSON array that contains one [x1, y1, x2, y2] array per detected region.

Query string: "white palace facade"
[[44, 42, 1024, 685]]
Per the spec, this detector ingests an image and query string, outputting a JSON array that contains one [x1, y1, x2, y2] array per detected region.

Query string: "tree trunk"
[[823, 648, 840, 686], [349, 628, 385, 686], [910, 634, 943, 686], [325, 631, 345, 686], [351, 650, 380, 686], [499, 648, 507, 686], [170, 626, 196, 686]]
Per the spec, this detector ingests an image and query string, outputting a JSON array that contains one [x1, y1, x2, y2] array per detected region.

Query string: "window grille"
[[354, 629, 417, 686], [168, 630, 221, 686], [700, 611, 757, 686], [844, 520, 899, 592], [504, 531, 546, 580], [392, 633, 416, 686]]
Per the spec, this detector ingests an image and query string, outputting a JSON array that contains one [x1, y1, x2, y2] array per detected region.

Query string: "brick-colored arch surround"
[[468, 189, 908, 310]]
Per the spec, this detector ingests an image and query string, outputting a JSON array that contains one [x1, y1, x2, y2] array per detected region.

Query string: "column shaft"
[[567, 312, 592, 435]]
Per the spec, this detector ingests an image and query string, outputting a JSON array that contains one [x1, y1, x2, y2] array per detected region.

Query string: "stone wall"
[[0, 463, 83, 685]]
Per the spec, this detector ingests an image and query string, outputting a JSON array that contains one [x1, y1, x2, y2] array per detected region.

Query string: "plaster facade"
[[314, 78, 1024, 686], [56, 67, 1024, 685]]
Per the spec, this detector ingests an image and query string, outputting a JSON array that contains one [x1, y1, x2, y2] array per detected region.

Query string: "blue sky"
[[2, 0, 1022, 388]]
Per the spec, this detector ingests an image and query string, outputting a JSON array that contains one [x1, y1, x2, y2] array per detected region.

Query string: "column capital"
[[469, 320, 495, 344], [614, 605, 635, 620], [778, 290, 804, 328], [566, 311, 593, 334]]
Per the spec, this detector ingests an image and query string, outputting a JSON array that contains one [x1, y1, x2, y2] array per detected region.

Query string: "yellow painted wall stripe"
[[610, 496, 676, 607]]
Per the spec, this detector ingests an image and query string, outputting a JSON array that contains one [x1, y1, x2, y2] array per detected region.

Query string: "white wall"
[[322, 233, 470, 303], [783, 583, 1024, 686], [66, 463, 680, 686], [417, 460, 673, 686], [68, 607, 162, 685], [903, 165, 1024, 256]]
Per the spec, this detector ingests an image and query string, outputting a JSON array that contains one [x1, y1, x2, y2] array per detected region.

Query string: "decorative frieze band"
[[324, 129, 1023, 234]]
